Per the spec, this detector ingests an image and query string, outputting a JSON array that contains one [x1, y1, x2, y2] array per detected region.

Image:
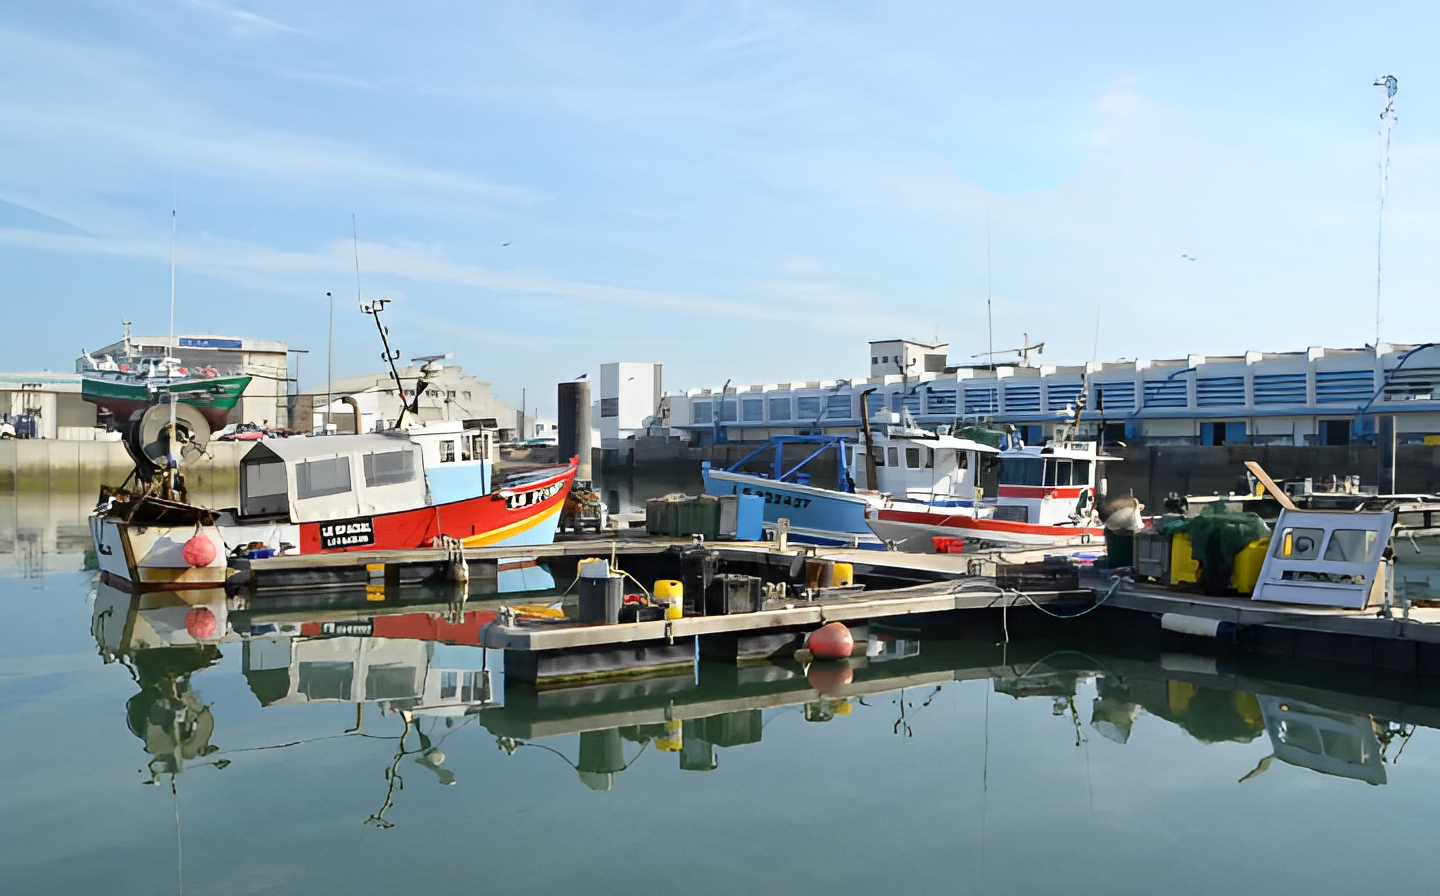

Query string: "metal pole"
[[859, 388, 878, 489], [326, 291, 333, 435], [167, 207, 178, 496]]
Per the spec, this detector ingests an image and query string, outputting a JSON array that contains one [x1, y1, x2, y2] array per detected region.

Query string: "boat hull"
[[868, 506, 1106, 551], [82, 374, 251, 431], [297, 460, 577, 553], [702, 465, 884, 550]]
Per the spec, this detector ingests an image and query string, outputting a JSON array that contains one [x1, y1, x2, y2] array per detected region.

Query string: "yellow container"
[[655, 579, 684, 619], [1169, 532, 1201, 585], [656, 718, 683, 752], [1229, 537, 1272, 595], [831, 562, 854, 588]]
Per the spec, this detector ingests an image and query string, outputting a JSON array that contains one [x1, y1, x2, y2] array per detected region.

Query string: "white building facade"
[[598, 362, 663, 446], [673, 343, 1440, 448]]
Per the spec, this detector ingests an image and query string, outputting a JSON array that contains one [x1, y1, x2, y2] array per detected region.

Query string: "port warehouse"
[[666, 340, 1440, 449], [1, 334, 532, 442]]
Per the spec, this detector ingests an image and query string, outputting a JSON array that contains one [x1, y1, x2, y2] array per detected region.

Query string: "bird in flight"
[[575, 373, 587, 379], [1180, 254, 1197, 261], [501, 242, 511, 247]]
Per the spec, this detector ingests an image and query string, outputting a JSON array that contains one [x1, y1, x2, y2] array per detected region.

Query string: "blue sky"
[[3, 2, 1437, 415]]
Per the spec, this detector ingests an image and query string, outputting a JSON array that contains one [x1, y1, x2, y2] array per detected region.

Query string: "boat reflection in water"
[[91, 583, 1423, 809]]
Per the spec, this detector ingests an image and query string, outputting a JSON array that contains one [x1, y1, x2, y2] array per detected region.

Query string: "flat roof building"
[[672, 342, 1440, 448]]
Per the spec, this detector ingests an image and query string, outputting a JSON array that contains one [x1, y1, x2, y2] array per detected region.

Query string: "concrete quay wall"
[[0, 438, 247, 504], [606, 438, 1440, 507]]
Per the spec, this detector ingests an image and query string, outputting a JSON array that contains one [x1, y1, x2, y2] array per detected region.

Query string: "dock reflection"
[[89, 582, 1431, 809]]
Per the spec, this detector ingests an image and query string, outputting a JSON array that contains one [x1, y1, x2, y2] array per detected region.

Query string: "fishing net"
[[1167, 506, 1270, 595], [955, 425, 1007, 449]]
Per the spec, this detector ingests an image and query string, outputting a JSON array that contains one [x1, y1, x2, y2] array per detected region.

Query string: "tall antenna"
[[1373, 75, 1398, 348], [168, 207, 177, 364], [353, 214, 364, 309], [985, 214, 994, 370]]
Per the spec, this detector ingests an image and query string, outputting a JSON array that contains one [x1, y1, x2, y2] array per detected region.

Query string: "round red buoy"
[[185, 606, 217, 640], [807, 663, 854, 693], [806, 622, 854, 660], [182, 535, 217, 567]]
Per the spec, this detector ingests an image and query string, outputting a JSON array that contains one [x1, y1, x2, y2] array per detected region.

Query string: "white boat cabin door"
[[1250, 509, 1394, 609]]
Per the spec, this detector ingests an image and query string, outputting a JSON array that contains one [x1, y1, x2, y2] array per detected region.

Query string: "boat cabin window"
[[1323, 529, 1382, 563], [440, 440, 456, 463], [999, 457, 1043, 486], [363, 450, 416, 487], [1041, 459, 1091, 487], [1274, 527, 1324, 560], [873, 446, 885, 467], [242, 460, 288, 516], [296, 457, 353, 499], [956, 451, 968, 470], [888, 447, 899, 467], [906, 448, 921, 469]]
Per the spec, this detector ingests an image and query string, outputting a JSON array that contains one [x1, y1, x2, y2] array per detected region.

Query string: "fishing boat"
[[866, 438, 1117, 550], [702, 435, 881, 549], [92, 417, 578, 592], [80, 326, 251, 431], [701, 423, 1004, 549], [91, 302, 576, 592]]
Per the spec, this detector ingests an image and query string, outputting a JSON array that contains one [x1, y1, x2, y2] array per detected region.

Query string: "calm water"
[[7, 494, 1440, 895]]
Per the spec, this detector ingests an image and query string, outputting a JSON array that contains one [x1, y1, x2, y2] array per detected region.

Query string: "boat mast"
[[1373, 75, 1397, 348], [167, 206, 179, 497]]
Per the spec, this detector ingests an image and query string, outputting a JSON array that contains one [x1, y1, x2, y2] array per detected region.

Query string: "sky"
[[2, 1, 1437, 417]]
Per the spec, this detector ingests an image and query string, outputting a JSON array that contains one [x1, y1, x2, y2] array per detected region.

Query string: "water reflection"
[[85, 581, 1437, 810]]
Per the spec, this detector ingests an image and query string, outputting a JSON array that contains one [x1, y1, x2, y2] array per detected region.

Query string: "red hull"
[[875, 507, 1105, 544], [298, 458, 578, 553]]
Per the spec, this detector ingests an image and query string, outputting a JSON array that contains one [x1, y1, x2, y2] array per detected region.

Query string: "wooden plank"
[[1244, 460, 1298, 510]]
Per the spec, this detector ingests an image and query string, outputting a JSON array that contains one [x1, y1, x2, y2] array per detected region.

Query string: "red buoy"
[[806, 622, 854, 660], [185, 606, 217, 640], [182, 535, 217, 567]]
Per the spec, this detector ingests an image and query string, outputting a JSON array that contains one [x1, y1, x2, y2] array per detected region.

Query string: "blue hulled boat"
[[701, 435, 883, 549]]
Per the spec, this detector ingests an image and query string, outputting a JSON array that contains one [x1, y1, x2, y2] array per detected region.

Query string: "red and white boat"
[[92, 418, 577, 592], [865, 439, 1116, 550]]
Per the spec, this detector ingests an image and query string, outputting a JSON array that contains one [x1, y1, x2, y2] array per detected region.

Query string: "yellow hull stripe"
[[460, 502, 563, 547]]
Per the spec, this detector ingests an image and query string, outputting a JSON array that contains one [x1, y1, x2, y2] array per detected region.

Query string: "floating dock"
[[228, 532, 1440, 688]]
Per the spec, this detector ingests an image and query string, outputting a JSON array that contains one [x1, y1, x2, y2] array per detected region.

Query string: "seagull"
[[501, 242, 511, 247], [575, 373, 587, 379], [1180, 254, 1197, 261]]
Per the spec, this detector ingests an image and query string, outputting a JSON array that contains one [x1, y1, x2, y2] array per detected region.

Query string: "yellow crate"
[[1230, 537, 1272, 595], [1169, 531, 1201, 585]]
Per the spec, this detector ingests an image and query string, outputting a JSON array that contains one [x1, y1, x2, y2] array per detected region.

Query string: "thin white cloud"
[[0, 226, 790, 321], [181, 0, 304, 36]]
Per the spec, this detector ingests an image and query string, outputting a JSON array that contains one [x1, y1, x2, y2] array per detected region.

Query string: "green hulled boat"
[[82, 373, 252, 431]]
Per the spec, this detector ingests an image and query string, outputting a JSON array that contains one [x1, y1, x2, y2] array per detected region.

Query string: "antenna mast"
[[167, 205, 179, 495], [1373, 75, 1397, 348], [985, 214, 994, 370]]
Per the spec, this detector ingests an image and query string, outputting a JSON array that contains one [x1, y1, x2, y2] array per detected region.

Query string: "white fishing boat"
[[866, 438, 1118, 550]]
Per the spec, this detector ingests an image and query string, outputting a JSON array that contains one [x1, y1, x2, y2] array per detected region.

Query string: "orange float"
[[185, 607, 217, 639], [182, 534, 217, 567], [806, 622, 854, 660]]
